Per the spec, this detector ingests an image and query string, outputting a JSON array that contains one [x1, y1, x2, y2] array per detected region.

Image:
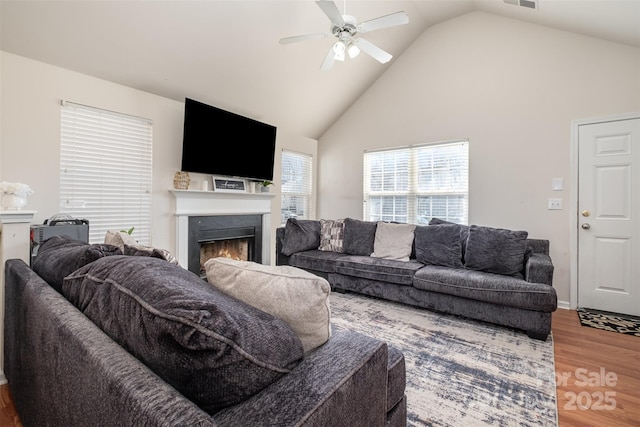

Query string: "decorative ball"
[[173, 171, 190, 190]]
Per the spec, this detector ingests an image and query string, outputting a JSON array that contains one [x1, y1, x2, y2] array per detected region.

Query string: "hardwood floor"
[[0, 309, 638, 427]]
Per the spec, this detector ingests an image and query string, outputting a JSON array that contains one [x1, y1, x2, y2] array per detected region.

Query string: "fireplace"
[[188, 214, 263, 275], [172, 189, 274, 274]]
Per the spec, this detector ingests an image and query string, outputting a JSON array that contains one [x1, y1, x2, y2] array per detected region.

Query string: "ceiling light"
[[333, 41, 346, 61], [347, 43, 360, 59]]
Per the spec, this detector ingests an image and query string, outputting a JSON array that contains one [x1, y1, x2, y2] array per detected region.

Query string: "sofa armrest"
[[525, 253, 554, 286], [275, 226, 291, 266], [213, 329, 389, 427]]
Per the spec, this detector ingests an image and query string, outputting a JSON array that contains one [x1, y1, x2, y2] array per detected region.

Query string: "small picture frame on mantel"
[[211, 176, 247, 193]]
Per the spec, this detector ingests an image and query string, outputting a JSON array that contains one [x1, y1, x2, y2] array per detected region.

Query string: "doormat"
[[577, 308, 640, 336]]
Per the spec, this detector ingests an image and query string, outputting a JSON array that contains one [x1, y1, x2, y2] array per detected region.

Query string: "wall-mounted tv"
[[181, 97, 277, 181]]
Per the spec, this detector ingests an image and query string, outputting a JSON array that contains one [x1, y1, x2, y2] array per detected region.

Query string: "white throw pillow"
[[371, 221, 416, 262], [204, 257, 332, 353], [104, 230, 137, 251]]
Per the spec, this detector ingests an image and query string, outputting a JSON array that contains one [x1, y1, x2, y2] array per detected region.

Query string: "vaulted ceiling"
[[2, 0, 638, 139]]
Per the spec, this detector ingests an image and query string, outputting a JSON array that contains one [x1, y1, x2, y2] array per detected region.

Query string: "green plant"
[[260, 180, 273, 187], [120, 226, 135, 235]]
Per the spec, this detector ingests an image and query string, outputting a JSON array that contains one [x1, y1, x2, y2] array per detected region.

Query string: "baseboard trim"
[[557, 300, 571, 310]]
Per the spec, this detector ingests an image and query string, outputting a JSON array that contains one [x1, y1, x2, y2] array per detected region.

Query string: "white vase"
[[1, 194, 27, 210]]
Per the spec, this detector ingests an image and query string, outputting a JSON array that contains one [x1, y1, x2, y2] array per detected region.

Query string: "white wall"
[[317, 11, 640, 304], [0, 51, 317, 261]]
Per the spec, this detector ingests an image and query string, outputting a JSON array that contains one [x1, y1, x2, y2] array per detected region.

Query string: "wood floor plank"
[[1, 308, 638, 426]]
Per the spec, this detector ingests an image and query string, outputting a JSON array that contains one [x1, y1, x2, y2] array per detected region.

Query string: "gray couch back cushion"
[[414, 224, 464, 268], [281, 218, 321, 256], [62, 256, 304, 414], [463, 225, 529, 278], [32, 235, 121, 292], [342, 218, 377, 256]]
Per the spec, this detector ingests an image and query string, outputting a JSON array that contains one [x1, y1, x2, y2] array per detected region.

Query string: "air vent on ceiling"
[[504, 0, 537, 10]]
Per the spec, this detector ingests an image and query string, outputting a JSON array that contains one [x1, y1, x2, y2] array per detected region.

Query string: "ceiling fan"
[[279, 0, 409, 70]]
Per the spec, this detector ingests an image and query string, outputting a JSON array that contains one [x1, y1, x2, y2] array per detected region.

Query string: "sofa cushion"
[[342, 218, 377, 256], [371, 222, 416, 262], [429, 218, 470, 260], [464, 225, 529, 278], [205, 257, 331, 353], [62, 256, 304, 415], [318, 218, 345, 252], [289, 249, 350, 273], [414, 224, 464, 268], [32, 235, 121, 292], [281, 218, 321, 256], [335, 256, 423, 286], [413, 265, 557, 311]]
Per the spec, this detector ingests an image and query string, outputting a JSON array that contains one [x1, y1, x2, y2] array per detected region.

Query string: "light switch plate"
[[552, 178, 563, 191]]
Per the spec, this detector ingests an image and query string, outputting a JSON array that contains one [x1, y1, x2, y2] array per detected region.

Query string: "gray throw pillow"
[[62, 256, 304, 415], [464, 225, 529, 278], [281, 218, 321, 256], [342, 218, 377, 256], [32, 235, 121, 292], [414, 224, 463, 268]]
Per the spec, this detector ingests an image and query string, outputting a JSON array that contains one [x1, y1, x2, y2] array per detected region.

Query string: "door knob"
[[582, 210, 590, 217], [581, 223, 591, 230]]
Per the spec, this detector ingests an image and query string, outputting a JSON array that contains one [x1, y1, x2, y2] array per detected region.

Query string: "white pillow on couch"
[[204, 257, 332, 353]]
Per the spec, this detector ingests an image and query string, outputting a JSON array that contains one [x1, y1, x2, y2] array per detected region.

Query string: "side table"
[[0, 211, 35, 384]]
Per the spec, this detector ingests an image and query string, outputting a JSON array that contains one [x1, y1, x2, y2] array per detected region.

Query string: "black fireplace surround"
[[187, 214, 263, 275]]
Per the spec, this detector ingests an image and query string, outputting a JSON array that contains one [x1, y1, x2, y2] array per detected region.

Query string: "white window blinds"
[[60, 101, 153, 245], [364, 140, 468, 225], [281, 150, 313, 224]]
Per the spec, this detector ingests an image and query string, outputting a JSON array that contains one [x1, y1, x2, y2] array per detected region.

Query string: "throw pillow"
[[414, 223, 464, 268], [32, 235, 121, 292], [281, 218, 321, 256], [342, 218, 378, 256], [106, 231, 179, 264], [104, 230, 137, 251], [371, 222, 417, 262], [205, 257, 331, 353], [464, 225, 529, 278], [62, 256, 304, 415], [318, 218, 345, 252]]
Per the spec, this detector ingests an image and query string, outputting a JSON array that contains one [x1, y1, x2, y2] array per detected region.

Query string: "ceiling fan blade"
[[358, 11, 409, 33], [320, 45, 336, 70], [279, 33, 328, 45], [354, 38, 393, 64], [315, 0, 345, 28]]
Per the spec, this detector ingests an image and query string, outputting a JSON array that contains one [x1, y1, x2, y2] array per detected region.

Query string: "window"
[[364, 140, 468, 225], [281, 150, 312, 224], [60, 101, 153, 244]]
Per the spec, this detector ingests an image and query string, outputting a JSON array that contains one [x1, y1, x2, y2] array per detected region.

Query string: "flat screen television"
[[181, 97, 277, 181]]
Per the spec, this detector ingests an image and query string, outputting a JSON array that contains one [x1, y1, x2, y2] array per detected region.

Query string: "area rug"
[[329, 292, 557, 427], [577, 308, 640, 337]]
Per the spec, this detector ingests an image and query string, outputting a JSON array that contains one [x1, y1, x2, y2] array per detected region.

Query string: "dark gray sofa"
[[4, 237, 407, 426], [276, 218, 557, 340]]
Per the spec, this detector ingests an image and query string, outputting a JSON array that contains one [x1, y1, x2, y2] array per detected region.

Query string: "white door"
[[578, 118, 640, 316]]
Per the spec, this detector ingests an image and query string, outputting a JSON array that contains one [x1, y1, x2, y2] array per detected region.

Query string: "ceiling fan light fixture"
[[333, 41, 346, 61], [347, 43, 360, 59]]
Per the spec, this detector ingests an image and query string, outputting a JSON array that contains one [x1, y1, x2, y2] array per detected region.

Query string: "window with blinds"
[[363, 140, 468, 225], [281, 150, 313, 224], [60, 101, 153, 245]]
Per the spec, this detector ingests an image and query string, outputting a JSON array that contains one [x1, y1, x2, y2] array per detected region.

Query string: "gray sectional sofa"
[[4, 235, 407, 426], [276, 217, 557, 340]]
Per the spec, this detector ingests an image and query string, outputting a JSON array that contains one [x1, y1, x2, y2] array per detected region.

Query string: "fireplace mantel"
[[171, 189, 275, 267]]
